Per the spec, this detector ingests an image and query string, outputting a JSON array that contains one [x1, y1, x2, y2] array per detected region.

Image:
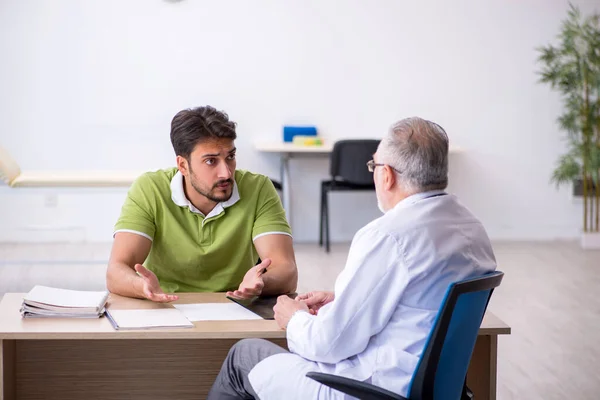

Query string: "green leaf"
[[539, 2, 600, 194], [551, 153, 581, 188]]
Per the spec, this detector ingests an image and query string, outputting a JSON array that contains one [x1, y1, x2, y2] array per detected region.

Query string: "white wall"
[[0, 0, 597, 243]]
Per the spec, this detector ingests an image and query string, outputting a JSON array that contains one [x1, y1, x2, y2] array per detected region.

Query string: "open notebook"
[[21, 285, 109, 318]]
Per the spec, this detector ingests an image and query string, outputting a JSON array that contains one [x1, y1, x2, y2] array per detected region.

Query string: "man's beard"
[[376, 191, 387, 214], [377, 199, 386, 214], [189, 168, 233, 203]]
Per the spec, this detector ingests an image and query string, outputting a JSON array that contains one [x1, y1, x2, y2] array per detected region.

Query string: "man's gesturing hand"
[[227, 259, 271, 300], [134, 264, 179, 303]]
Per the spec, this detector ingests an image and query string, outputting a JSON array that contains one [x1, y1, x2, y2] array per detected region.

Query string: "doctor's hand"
[[296, 291, 335, 315], [274, 295, 309, 330], [134, 264, 179, 303], [227, 259, 271, 300]]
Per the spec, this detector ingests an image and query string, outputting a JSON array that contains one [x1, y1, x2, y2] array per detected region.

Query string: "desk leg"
[[467, 335, 497, 400], [0, 340, 16, 400], [281, 153, 292, 225]]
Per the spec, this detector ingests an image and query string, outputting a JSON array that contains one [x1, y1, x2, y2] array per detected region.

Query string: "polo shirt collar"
[[170, 171, 240, 218]]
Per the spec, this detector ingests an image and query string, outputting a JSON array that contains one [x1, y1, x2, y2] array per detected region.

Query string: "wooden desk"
[[0, 292, 509, 400], [1, 143, 144, 188], [5, 171, 145, 188], [255, 142, 333, 225], [254, 141, 463, 227]]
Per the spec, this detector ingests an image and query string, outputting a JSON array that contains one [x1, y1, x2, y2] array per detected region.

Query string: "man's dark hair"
[[170, 106, 237, 158]]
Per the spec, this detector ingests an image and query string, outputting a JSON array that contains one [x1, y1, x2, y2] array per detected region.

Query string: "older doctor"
[[207, 117, 497, 400]]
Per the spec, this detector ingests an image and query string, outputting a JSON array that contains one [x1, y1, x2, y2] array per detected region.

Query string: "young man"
[[208, 117, 497, 399], [106, 106, 297, 302]]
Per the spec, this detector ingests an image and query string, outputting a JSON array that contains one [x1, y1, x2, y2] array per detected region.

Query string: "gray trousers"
[[207, 338, 288, 400]]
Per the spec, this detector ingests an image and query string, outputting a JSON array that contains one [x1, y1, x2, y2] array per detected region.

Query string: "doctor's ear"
[[383, 165, 397, 190]]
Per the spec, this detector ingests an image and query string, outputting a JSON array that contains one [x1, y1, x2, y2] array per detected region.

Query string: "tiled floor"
[[0, 241, 599, 399]]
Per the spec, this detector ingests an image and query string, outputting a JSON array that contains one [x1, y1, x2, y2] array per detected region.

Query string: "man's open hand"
[[134, 264, 179, 303], [226, 259, 271, 300]]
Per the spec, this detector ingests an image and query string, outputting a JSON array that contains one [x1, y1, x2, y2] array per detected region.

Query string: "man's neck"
[[183, 179, 218, 216], [389, 187, 444, 209], [388, 185, 437, 210], [389, 188, 417, 209]]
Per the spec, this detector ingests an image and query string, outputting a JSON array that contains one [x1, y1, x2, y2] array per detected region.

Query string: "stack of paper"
[[20, 285, 109, 318]]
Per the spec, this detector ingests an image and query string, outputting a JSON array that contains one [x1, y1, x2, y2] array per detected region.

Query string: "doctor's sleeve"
[[286, 227, 410, 364]]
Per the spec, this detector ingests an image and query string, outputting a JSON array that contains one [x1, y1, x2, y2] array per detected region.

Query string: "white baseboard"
[[3, 226, 88, 243], [580, 232, 600, 250]]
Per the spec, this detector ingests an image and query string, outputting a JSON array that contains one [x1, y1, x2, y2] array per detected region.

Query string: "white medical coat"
[[249, 191, 497, 399]]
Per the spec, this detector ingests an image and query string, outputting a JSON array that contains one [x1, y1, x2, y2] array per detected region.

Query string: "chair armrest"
[[462, 384, 474, 400], [306, 372, 406, 400]]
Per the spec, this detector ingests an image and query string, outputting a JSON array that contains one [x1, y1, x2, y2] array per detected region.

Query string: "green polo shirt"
[[114, 168, 291, 293]]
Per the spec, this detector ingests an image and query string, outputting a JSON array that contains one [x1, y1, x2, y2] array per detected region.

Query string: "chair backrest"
[[330, 139, 380, 185], [269, 178, 282, 192], [0, 146, 21, 185], [407, 271, 504, 400]]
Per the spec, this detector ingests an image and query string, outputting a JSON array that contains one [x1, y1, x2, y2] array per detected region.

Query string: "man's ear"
[[176, 155, 189, 176], [383, 165, 396, 191]]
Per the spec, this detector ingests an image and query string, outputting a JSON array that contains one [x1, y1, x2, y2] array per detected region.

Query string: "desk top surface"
[[0, 292, 510, 340], [254, 142, 334, 153], [254, 142, 462, 154], [10, 170, 145, 188]]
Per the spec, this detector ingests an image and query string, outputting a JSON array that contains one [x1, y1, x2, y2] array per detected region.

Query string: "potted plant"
[[537, 4, 600, 249]]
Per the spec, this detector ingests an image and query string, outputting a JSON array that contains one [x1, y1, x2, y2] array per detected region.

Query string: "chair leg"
[[325, 189, 330, 253], [319, 183, 324, 247]]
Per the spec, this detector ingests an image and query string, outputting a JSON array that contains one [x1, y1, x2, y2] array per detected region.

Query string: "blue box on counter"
[[283, 126, 317, 142]]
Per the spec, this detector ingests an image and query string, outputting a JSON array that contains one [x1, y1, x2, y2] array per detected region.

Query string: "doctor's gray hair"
[[378, 117, 449, 192]]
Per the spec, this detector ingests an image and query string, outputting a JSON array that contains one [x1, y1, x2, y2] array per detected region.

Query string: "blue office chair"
[[307, 271, 504, 400]]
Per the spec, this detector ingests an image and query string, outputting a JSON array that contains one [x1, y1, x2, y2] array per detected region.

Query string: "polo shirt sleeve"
[[252, 178, 292, 241], [113, 173, 156, 241]]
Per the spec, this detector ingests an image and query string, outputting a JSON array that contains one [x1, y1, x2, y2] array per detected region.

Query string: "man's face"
[[181, 138, 237, 203]]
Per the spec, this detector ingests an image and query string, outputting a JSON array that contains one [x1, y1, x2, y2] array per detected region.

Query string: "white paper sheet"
[[174, 303, 262, 321], [106, 309, 194, 330]]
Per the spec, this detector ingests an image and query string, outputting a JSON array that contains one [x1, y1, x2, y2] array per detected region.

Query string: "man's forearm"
[[106, 262, 145, 299], [262, 261, 298, 295]]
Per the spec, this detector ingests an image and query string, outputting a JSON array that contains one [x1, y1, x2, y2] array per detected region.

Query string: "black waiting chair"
[[320, 139, 380, 252], [307, 271, 505, 400], [270, 178, 282, 192]]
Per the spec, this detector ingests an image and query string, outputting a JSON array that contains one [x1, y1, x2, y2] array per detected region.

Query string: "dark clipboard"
[[226, 293, 297, 320]]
